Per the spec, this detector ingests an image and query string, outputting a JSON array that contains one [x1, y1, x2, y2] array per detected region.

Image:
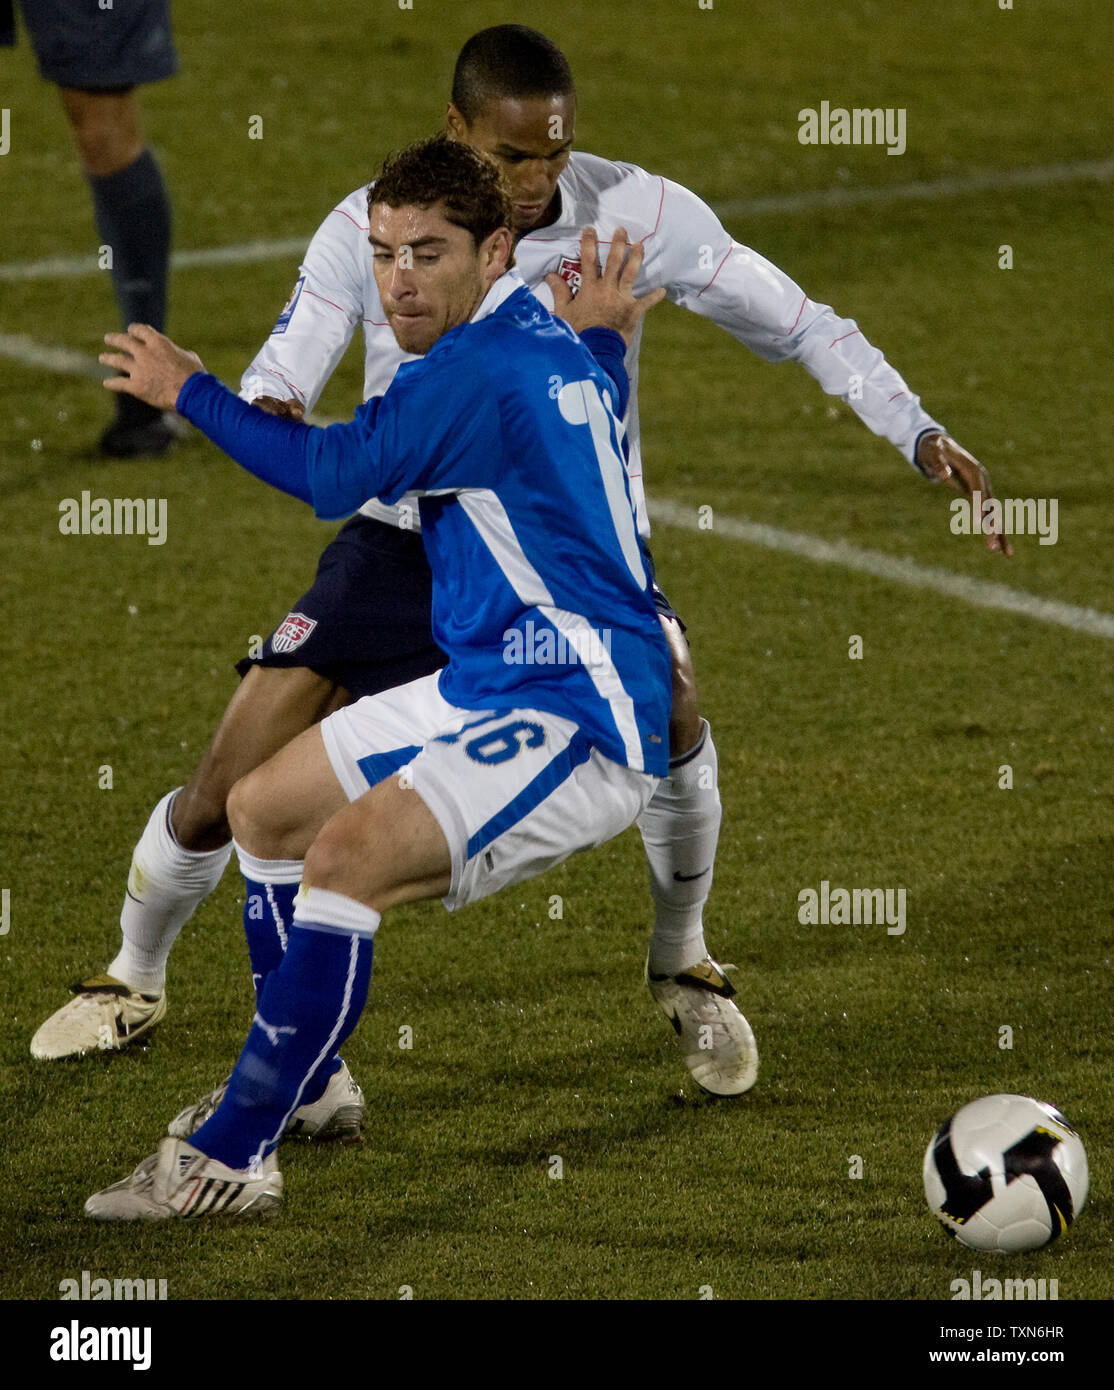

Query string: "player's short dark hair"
[[369, 135, 513, 248], [451, 25, 574, 124]]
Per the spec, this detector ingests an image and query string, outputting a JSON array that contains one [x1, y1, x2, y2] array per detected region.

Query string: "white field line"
[[714, 156, 1114, 218], [1, 157, 1111, 283], [0, 237, 309, 283], [0, 331, 109, 379], [648, 497, 1114, 642]]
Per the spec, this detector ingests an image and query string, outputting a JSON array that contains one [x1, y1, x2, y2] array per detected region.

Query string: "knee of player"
[[171, 777, 232, 851], [226, 771, 276, 857], [63, 98, 142, 175], [302, 826, 366, 899]]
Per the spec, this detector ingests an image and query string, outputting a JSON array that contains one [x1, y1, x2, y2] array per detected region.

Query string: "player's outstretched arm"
[[653, 178, 1013, 560], [101, 323, 205, 411], [100, 303, 645, 522], [546, 227, 666, 347], [916, 431, 1013, 556]]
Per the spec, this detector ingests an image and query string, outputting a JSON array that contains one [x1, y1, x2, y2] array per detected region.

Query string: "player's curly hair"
[[369, 135, 513, 250]]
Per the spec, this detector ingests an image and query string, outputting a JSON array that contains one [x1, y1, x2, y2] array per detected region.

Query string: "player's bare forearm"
[[251, 396, 307, 420], [916, 431, 1013, 557], [100, 324, 206, 413], [546, 227, 666, 347]]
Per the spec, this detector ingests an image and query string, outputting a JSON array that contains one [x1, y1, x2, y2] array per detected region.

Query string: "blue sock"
[[191, 922, 374, 1171], [236, 847, 342, 1103], [242, 874, 296, 997]]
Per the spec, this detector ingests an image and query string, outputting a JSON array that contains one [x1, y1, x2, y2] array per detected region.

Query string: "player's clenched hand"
[[545, 227, 666, 347], [917, 431, 1014, 557], [99, 324, 205, 413], [252, 396, 306, 421]]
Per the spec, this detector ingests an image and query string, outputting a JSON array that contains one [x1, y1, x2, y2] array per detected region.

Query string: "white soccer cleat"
[[284, 1060, 366, 1140], [85, 1136, 282, 1222], [30, 975, 167, 1059], [167, 1059, 365, 1142], [646, 956, 759, 1096]]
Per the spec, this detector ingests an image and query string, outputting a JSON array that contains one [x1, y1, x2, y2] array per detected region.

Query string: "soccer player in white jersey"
[[34, 27, 1008, 1109], [85, 136, 671, 1219]]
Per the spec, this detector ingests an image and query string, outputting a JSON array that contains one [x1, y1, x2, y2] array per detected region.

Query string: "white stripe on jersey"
[[456, 489, 645, 771]]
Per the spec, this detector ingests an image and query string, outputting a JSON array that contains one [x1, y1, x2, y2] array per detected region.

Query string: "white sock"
[[293, 885, 381, 938], [639, 720, 721, 977], [108, 789, 233, 992]]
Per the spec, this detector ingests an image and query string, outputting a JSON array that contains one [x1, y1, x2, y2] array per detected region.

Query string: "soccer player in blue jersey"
[[85, 136, 671, 1218], [34, 29, 762, 1104], [37, 25, 1008, 1104]]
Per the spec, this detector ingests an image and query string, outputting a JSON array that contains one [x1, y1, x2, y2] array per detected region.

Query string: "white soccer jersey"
[[241, 151, 944, 535]]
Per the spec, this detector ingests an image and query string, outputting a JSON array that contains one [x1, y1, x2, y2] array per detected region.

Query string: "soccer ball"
[[923, 1094, 1088, 1254]]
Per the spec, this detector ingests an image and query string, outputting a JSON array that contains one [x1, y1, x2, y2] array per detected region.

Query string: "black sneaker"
[[99, 410, 181, 458]]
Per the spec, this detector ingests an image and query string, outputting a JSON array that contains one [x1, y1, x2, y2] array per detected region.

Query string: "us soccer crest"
[[556, 256, 582, 295], [271, 611, 317, 653]]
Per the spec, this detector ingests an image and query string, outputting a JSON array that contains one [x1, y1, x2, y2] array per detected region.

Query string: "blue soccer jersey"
[[176, 274, 671, 776]]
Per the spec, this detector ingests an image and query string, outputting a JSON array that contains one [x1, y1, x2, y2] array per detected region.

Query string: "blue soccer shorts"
[[9, 0, 178, 89]]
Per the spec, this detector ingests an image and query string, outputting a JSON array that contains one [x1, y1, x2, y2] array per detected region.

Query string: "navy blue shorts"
[[5, 0, 178, 89], [237, 515, 448, 701], [239, 515, 683, 701], [640, 539, 684, 631]]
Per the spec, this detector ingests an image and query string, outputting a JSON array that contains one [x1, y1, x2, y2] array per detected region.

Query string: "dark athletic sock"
[[90, 149, 172, 425]]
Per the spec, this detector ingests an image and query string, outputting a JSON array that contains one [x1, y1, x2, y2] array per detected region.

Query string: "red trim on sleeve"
[[695, 245, 733, 299], [781, 294, 808, 337], [828, 329, 862, 349], [260, 368, 306, 404], [887, 391, 908, 403], [330, 207, 370, 233], [650, 176, 665, 237], [303, 287, 352, 317]]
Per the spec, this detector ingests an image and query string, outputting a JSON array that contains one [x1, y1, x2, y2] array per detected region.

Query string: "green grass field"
[[2, 0, 1112, 1306]]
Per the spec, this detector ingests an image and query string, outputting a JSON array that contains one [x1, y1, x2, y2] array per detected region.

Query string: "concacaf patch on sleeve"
[[270, 611, 317, 653], [556, 256, 582, 296], [270, 276, 306, 335]]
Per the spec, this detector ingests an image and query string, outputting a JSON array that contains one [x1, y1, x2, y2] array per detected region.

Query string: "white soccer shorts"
[[319, 672, 659, 910]]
